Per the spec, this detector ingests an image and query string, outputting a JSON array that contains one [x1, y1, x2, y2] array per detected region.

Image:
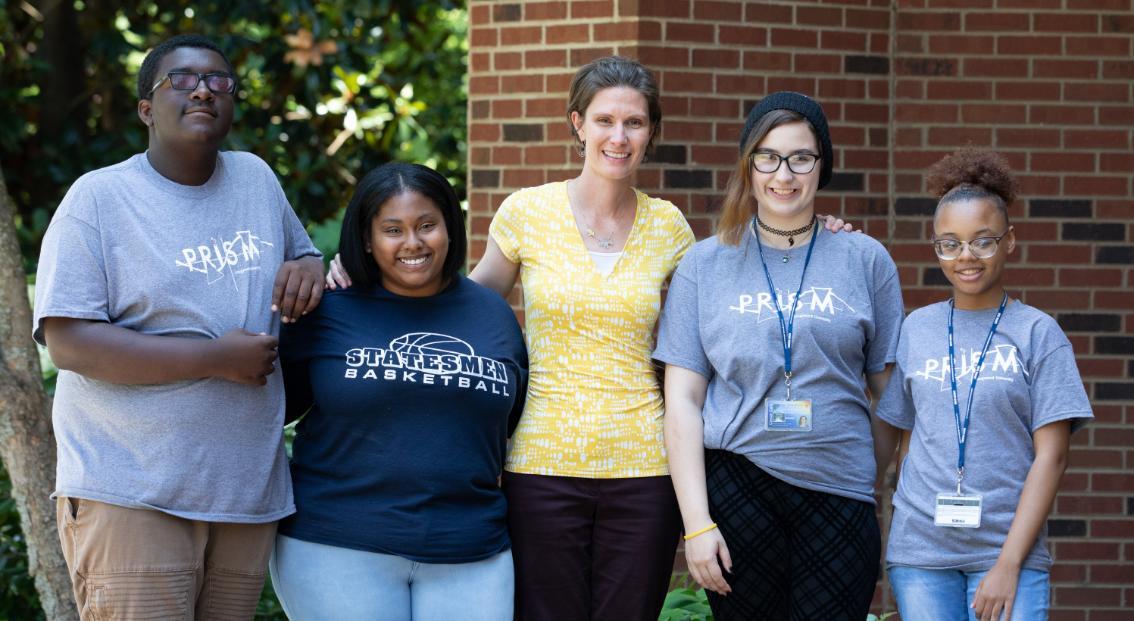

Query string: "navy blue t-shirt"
[[278, 276, 527, 563]]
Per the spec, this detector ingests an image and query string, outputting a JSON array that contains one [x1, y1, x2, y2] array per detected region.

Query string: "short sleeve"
[[653, 250, 710, 378], [1029, 341, 1092, 434], [488, 192, 524, 263], [876, 328, 916, 430], [33, 186, 111, 345], [866, 254, 904, 374]]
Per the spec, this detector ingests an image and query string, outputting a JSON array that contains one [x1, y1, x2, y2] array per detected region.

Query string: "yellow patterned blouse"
[[491, 181, 695, 478]]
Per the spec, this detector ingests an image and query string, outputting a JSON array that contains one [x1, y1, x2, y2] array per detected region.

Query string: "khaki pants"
[[57, 496, 276, 621]]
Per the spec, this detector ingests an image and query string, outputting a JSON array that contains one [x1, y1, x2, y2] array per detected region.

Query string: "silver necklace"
[[569, 181, 628, 251]]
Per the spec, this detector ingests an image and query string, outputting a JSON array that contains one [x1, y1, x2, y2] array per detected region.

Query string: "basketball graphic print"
[[390, 332, 475, 357]]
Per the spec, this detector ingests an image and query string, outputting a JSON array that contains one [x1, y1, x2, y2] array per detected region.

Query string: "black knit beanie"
[[739, 92, 833, 190]]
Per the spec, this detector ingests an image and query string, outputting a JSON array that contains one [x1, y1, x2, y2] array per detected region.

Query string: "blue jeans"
[[888, 565, 1049, 621], [269, 534, 513, 621]]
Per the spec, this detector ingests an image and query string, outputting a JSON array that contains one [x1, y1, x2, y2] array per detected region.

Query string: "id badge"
[[764, 399, 813, 432], [934, 493, 983, 528]]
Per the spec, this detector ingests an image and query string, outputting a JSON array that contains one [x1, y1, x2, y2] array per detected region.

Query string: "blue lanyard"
[[947, 292, 1009, 494], [753, 217, 819, 400]]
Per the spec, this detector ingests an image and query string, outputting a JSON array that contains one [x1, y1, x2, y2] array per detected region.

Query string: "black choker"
[[756, 216, 816, 247]]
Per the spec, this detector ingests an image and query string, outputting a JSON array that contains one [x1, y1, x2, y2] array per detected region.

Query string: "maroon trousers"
[[503, 472, 682, 621]]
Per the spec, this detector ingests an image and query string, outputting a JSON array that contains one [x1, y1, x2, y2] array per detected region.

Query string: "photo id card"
[[934, 493, 983, 528], [764, 399, 813, 432]]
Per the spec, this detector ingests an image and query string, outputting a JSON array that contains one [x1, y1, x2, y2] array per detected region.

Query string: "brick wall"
[[467, 1, 1134, 617]]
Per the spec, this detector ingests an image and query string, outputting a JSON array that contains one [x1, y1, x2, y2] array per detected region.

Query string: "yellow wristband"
[[683, 522, 718, 541]]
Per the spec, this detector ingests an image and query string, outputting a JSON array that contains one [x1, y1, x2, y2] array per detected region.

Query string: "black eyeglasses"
[[932, 230, 1011, 260], [750, 150, 821, 175], [149, 71, 236, 97]]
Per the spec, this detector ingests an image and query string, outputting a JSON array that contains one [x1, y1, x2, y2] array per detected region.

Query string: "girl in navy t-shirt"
[[270, 163, 527, 621]]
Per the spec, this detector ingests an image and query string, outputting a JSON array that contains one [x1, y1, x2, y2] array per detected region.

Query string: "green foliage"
[[659, 587, 713, 621], [0, 0, 468, 271], [0, 468, 44, 621]]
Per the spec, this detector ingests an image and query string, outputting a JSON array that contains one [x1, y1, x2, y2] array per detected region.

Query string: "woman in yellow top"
[[328, 57, 847, 619]]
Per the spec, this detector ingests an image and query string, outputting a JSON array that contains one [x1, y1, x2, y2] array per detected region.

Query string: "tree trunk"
[[0, 165, 77, 619]]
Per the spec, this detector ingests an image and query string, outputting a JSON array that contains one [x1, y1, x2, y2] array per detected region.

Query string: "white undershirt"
[[588, 250, 622, 276]]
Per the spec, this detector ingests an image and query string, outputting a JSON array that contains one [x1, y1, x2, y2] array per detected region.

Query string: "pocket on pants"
[[83, 569, 194, 621]]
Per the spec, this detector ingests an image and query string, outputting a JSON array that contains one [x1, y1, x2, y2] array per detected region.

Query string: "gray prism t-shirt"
[[878, 300, 1092, 572], [654, 226, 904, 505], [34, 151, 319, 522]]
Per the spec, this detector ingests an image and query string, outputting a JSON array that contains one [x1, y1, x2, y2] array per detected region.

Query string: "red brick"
[[1057, 494, 1125, 514], [1090, 562, 1134, 583], [661, 71, 713, 93], [503, 169, 545, 187], [1030, 105, 1096, 125], [1034, 12, 1099, 32], [471, 51, 491, 73], [1076, 357, 1127, 377], [768, 76, 819, 96], [1094, 290, 1134, 309], [1101, 153, 1134, 173], [963, 12, 1029, 30], [996, 128, 1059, 149], [896, 78, 924, 99], [470, 76, 500, 96], [715, 73, 766, 95], [471, 27, 498, 47], [524, 145, 566, 165], [570, 47, 615, 67], [1102, 60, 1134, 79], [1049, 562, 1088, 582], [1031, 151, 1096, 173], [500, 26, 542, 46], [995, 81, 1061, 101], [667, 22, 715, 43], [997, 35, 1063, 55], [928, 34, 995, 54], [1067, 36, 1131, 56], [794, 53, 842, 73], [470, 3, 490, 25], [898, 12, 962, 31], [961, 103, 1025, 124], [1064, 81, 1130, 103], [1102, 12, 1134, 33], [689, 97, 739, 118], [1054, 586, 1123, 607], [494, 51, 522, 71], [1066, 0, 1131, 10], [821, 30, 867, 51], [1092, 473, 1134, 492], [504, 74, 545, 94], [847, 8, 890, 30], [690, 145, 738, 166], [1066, 129, 1131, 150], [843, 149, 888, 169], [662, 121, 713, 142], [470, 146, 492, 166], [719, 25, 768, 46], [897, 33, 925, 53], [927, 126, 992, 146], [1016, 174, 1060, 196], [771, 28, 818, 47], [745, 2, 793, 24], [637, 0, 691, 18], [744, 50, 793, 72], [594, 21, 637, 42], [1068, 447, 1125, 468], [693, 1, 742, 21], [931, 0, 994, 6], [692, 48, 739, 69], [571, 1, 613, 19], [844, 103, 889, 123], [470, 122, 500, 142], [492, 146, 522, 166], [526, 2, 568, 20], [1065, 175, 1128, 195], [963, 57, 1029, 77], [1100, 105, 1134, 125], [925, 80, 991, 100], [526, 97, 564, 118], [869, 32, 889, 54], [896, 103, 959, 123], [797, 6, 844, 27], [1025, 290, 1092, 310], [637, 46, 689, 68], [546, 24, 590, 45], [1035, 59, 1100, 79], [491, 99, 523, 119], [819, 78, 867, 99], [525, 49, 567, 69], [1097, 199, 1134, 218]]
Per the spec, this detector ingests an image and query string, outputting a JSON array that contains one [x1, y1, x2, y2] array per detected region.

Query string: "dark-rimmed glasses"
[[932, 230, 1011, 260], [149, 71, 236, 97], [750, 150, 820, 175]]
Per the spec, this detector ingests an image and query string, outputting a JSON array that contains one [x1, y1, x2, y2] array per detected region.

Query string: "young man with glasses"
[[33, 34, 324, 618]]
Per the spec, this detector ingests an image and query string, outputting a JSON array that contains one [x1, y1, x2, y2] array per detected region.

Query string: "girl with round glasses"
[[655, 92, 904, 619], [876, 148, 1092, 621]]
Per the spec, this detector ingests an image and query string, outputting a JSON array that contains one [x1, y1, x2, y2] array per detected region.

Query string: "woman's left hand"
[[971, 561, 1019, 621], [819, 214, 856, 233]]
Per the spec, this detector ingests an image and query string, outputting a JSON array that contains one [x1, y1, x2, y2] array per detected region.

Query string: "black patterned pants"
[[704, 449, 881, 621]]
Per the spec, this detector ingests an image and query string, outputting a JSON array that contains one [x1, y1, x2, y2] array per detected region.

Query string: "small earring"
[[577, 140, 586, 157]]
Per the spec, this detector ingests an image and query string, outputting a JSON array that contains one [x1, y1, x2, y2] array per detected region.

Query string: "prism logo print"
[[915, 344, 1026, 390], [729, 287, 857, 323], [344, 332, 511, 396], [175, 230, 274, 288]]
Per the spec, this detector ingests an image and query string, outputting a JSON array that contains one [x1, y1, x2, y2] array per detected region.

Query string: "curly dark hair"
[[926, 148, 1019, 220], [137, 34, 234, 100]]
